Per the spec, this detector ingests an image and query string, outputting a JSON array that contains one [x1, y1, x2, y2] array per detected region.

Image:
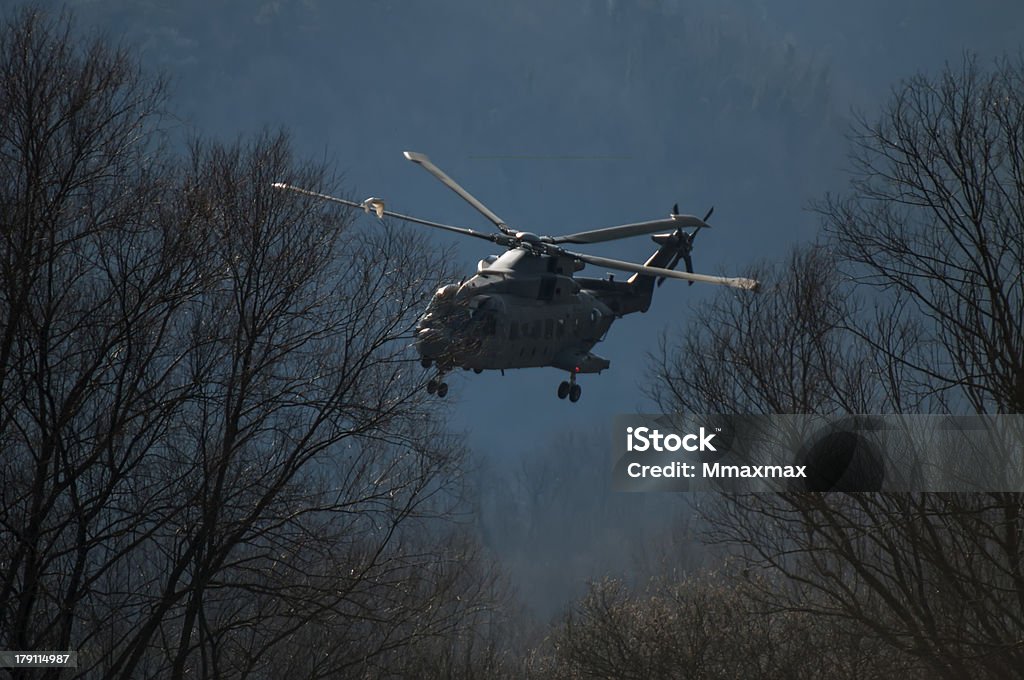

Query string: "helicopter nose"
[[414, 326, 448, 359]]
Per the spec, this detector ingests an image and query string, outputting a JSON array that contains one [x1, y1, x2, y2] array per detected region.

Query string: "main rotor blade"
[[571, 251, 760, 291], [270, 183, 508, 245], [548, 215, 709, 245], [403, 151, 513, 234]]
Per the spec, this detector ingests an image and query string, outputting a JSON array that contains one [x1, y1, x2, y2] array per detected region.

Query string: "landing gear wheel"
[[569, 383, 582, 403], [473, 368, 483, 374], [557, 381, 570, 399], [436, 382, 449, 398], [421, 357, 432, 369], [426, 379, 438, 395]]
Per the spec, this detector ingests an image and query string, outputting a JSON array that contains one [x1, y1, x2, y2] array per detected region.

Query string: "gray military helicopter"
[[273, 152, 759, 402]]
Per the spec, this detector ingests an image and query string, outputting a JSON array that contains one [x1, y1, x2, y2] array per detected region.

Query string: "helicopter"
[[273, 152, 759, 402]]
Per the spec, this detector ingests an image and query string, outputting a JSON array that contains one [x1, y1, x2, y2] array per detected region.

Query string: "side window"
[[510, 322, 518, 340], [531, 320, 542, 338], [556, 319, 565, 338], [544, 319, 554, 339]]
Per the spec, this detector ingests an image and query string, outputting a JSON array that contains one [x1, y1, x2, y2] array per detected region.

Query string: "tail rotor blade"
[[682, 253, 694, 286], [657, 251, 682, 287]]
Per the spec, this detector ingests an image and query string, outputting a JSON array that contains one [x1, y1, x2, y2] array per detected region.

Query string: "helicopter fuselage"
[[415, 248, 652, 375]]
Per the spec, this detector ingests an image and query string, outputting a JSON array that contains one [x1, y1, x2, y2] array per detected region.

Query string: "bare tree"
[[0, 9, 506, 679], [817, 54, 1024, 414], [538, 572, 918, 680], [648, 244, 890, 415], [0, 7, 180, 673], [705, 493, 1024, 679], [95, 133, 483, 680], [646, 55, 1024, 679]]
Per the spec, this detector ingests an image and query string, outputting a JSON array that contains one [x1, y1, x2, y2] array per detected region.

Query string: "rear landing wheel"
[[557, 381, 570, 399], [569, 383, 582, 403], [436, 382, 448, 398], [426, 379, 438, 395]]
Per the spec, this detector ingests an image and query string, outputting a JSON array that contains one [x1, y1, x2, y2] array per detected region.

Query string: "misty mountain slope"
[[41, 0, 1024, 619]]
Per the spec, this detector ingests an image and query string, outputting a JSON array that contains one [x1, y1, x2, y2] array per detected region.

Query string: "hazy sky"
[[32, 0, 1024, 448], [23, 0, 1024, 618]]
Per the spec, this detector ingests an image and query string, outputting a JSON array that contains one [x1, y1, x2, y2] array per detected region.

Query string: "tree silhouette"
[[0, 9, 504, 679], [818, 55, 1024, 414], [648, 55, 1024, 678]]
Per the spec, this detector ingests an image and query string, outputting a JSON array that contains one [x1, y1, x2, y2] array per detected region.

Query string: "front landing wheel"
[[557, 381, 570, 399]]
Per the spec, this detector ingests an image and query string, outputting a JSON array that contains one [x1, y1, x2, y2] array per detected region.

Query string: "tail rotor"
[[658, 205, 713, 287]]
